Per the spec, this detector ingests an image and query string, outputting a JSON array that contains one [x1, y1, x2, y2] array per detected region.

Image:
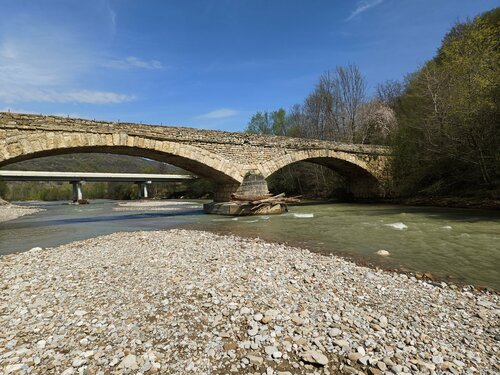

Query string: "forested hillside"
[[1, 153, 186, 174], [390, 8, 499, 197]]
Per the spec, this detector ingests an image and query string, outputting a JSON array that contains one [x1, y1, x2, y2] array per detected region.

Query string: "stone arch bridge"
[[0, 112, 390, 201]]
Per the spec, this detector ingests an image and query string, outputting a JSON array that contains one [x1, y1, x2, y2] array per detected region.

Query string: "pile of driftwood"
[[230, 192, 301, 214]]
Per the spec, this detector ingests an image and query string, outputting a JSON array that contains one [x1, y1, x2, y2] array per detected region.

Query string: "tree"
[[245, 108, 300, 137], [299, 64, 379, 143], [376, 79, 406, 109], [358, 99, 397, 144], [246, 111, 273, 135], [336, 64, 367, 142]]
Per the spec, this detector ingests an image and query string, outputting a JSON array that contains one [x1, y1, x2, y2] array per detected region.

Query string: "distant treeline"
[[245, 8, 499, 199], [0, 178, 214, 201]]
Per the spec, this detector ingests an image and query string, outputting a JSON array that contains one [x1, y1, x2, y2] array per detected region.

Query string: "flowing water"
[[1, 200, 499, 289]]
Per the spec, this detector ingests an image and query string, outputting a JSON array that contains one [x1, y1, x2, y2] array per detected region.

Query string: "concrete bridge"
[[0, 170, 194, 201], [0, 112, 390, 201]]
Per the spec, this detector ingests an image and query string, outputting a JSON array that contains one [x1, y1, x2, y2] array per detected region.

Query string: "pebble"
[[348, 352, 363, 361], [265, 346, 278, 356], [119, 354, 138, 370], [334, 339, 350, 348], [246, 355, 263, 365], [71, 358, 87, 368], [254, 313, 264, 321], [328, 328, 342, 337], [301, 350, 329, 366]]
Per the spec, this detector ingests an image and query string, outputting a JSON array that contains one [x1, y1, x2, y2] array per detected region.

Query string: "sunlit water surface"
[[1, 200, 498, 289]]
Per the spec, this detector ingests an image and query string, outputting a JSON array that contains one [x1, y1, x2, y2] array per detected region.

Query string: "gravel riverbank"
[[0, 200, 43, 223], [0, 229, 498, 374]]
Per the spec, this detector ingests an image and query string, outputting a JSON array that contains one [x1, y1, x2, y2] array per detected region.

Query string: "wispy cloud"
[[196, 108, 239, 119], [104, 56, 164, 70], [0, 36, 90, 87], [0, 88, 135, 104], [107, 4, 116, 27], [0, 20, 138, 105], [346, 0, 384, 21]]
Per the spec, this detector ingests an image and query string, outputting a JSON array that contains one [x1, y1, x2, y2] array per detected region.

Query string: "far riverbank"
[[0, 199, 44, 223], [385, 196, 500, 210]]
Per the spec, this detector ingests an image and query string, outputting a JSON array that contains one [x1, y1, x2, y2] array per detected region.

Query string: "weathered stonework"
[[0, 112, 391, 201]]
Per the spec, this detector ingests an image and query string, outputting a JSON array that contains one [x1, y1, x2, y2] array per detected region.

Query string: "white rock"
[[328, 328, 342, 337], [376, 250, 390, 256], [36, 339, 46, 349], [71, 358, 87, 367], [253, 313, 263, 321], [5, 364, 26, 374], [265, 345, 278, 356], [240, 307, 251, 315], [119, 354, 139, 370]]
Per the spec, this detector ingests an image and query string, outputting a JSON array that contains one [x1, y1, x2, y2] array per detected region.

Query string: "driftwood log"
[[230, 193, 302, 213], [230, 193, 273, 201]]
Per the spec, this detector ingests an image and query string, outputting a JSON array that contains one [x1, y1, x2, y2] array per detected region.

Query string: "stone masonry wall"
[[0, 112, 388, 162]]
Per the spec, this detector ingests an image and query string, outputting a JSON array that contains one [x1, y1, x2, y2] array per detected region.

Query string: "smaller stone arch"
[[259, 149, 386, 198]]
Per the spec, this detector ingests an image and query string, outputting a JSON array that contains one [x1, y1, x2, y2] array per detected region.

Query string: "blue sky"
[[0, 0, 498, 131]]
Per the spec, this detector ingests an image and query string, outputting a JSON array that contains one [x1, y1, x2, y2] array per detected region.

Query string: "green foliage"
[[391, 8, 500, 196], [245, 108, 300, 137]]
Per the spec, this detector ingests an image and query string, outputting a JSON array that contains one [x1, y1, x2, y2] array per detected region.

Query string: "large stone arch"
[[258, 149, 386, 198], [0, 131, 245, 200]]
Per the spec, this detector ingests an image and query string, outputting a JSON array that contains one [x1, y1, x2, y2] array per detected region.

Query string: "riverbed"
[[1, 200, 498, 289]]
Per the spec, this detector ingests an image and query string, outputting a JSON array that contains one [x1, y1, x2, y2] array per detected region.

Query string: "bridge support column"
[[234, 173, 269, 198], [214, 173, 269, 202], [71, 181, 83, 202], [213, 183, 240, 202], [136, 181, 151, 199], [206, 173, 272, 215]]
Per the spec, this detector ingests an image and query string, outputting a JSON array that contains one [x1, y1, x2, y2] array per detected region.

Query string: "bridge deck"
[[0, 170, 195, 182]]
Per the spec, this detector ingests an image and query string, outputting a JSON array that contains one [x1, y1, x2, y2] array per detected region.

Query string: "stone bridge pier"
[[213, 173, 270, 202]]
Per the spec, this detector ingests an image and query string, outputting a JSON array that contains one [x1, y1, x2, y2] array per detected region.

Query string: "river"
[[1, 199, 499, 289]]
